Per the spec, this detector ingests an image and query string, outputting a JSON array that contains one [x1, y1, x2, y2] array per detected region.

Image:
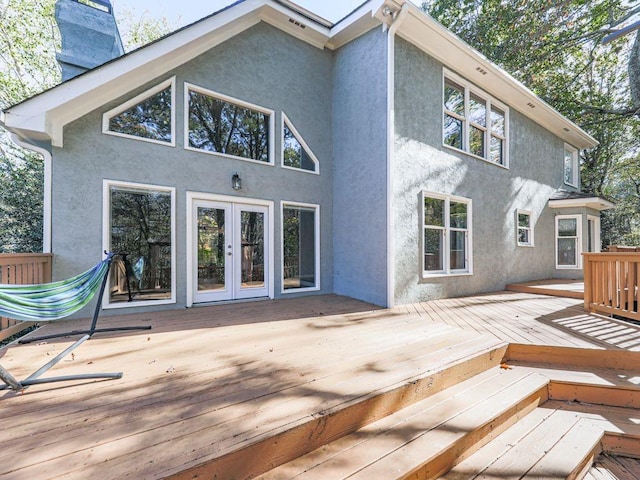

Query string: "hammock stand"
[[0, 253, 149, 392], [18, 253, 151, 344]]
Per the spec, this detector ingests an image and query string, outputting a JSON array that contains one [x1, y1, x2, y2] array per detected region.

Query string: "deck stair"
[[257, 345, 640, 480]]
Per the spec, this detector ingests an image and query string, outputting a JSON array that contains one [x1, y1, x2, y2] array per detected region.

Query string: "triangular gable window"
[[282, 114, 318, 174], [103, 77, 175, 146]]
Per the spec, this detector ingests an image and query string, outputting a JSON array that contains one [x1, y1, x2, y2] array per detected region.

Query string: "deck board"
[[1, 291, 638, 479]]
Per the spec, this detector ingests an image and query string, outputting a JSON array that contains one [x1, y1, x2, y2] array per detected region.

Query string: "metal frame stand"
[[0, 335, 122, 392], [19, 253, 151, 344]]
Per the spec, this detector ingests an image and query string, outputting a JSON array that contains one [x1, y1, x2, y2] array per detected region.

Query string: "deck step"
[[441, 407, 603, 480], [586, 453, 640, 479], [258, 366, 548, 479]]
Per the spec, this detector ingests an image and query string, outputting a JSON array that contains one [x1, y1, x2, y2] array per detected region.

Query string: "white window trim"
[[184, 82, 275, 166], [421, 191, 473, 278], [102, 76, 176, 147], [555, 214, 582, 269], [102, 179, 176, 309], [564, 143, 579, 188], [281, 113, 319, 175], [587, 214, 601, 253], [442, 69, 509, 169], [280, 201, 321, 294], [516, 209, 534, 247]]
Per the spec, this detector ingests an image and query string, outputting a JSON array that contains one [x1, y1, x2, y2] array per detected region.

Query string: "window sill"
[[421, 271, 473, 279], [517, 243, 535, 248], [442, 144, 509, 170]]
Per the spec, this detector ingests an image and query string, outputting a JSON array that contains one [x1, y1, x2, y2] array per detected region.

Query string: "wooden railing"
[[583, 252, 640, 322], [0, 253, 53, 342]]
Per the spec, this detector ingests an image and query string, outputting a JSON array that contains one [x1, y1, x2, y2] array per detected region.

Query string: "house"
[[0, 0, 613, 317]]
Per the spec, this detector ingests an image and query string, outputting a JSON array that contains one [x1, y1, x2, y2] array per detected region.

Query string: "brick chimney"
[[55, 0, 124, 81]]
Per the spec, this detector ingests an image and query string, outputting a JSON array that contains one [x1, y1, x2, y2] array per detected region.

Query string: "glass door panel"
[[197, 207, 226, 292], [235, 205, 269, 299]]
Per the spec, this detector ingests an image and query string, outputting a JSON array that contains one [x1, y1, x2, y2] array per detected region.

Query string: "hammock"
[[0, 253, 150, 393], [0, 255, 111, 322]]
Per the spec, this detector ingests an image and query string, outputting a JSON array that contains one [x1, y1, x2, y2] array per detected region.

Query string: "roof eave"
[[548, 198, 615, 211]]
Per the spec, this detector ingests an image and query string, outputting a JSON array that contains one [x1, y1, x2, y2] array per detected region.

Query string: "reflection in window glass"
[[517, 210, 533, 246], [423, 194, 470, 274], [109, 186, 172, 304], [444, 115, 463, 149], [283, 205, 317, 290], [188, 89, 270, 162], [444, 80, 465, 115], [108, 86, 172, 142], [283, 120, 317, 172], [556, 216, 580, 268]]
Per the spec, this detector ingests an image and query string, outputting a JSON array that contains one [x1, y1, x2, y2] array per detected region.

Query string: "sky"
[[111, 1, 370, 26], [110, 1, 423, 27]]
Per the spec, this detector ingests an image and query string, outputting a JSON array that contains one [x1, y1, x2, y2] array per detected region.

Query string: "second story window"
[[564, 144, 579, 187], [443, 70, 509, 167]]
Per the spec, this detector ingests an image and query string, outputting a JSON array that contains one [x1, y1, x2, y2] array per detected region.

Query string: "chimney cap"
[[73, 0, 113, 14]]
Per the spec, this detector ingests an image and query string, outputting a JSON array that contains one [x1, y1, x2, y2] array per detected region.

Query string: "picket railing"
[[0, 253, 53, 341], [583, 252, 640, 322]]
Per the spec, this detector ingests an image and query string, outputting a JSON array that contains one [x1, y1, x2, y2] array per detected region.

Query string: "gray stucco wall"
[[51, 22, 334, 317], [332, 27, 389, 306], [393, 37, 581, 303]]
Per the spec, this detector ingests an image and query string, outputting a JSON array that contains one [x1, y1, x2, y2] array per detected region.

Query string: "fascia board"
[[549, 198, 615, 211], [326, 3, 379, 50], [394, 3, 597, 150]]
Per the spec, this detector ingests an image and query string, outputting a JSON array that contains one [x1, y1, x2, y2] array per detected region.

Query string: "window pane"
[[491, 107, 505, 136], [283, 206, 316, 290], [518, 228, 530, 244], [558, 218, 577, 237], [108, 86, 172, 142], [450, 230, 466, 270], [188, 90, 269, 162], [424, 197, 445, 227], [490, 135, 504, 164], [241, 211, 265, 288], [557, 238, 577, 266], [564, 149, 575, 184], [444, 115, 463, 149], [444, 80, 464, 116], [424, 228, 443, 271], [518, 213, 530, 228], [197, 207, 225, 292], [469, 125, 485, 157], [469, 94, 486, 127], [283, 122, 316, 172], [450, 202, 467, 229], [109, 187, 172, 304]]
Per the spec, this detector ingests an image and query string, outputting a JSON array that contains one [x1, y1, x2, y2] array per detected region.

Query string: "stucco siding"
[[332, 28, 389, 306], [51, 22, 334, 316], [393, 37, 578, 303]]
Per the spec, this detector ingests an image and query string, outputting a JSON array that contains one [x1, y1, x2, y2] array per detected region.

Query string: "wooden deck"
[[506, 278, 585, 299], [1, 291, 639, 479]]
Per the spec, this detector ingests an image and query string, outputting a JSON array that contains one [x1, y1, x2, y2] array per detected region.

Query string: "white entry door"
[[192, 199, 269, 303]]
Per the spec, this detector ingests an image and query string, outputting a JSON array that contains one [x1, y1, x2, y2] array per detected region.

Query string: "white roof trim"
[[1, 0, 596, 151], [548, 197, 614, 211]]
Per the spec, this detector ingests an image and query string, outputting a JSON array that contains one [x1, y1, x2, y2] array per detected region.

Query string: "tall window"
[[516, 209, 534, 247], [282, 203, 319, 292], [282, 114, 319, 173], [105, 181, 175, 306], [186, 84, 274, 164], [556, 215, 581, 269], [443, 70, 509, 167], [564, 144, 578, 187], [422, 192, 472, 275]]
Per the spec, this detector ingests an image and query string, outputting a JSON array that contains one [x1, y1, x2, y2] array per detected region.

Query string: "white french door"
[[191, 198, 270, 303]]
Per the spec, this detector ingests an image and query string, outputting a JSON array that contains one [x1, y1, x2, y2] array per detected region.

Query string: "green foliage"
[[423, 0, 640, 247], [0, 0, 173, 253]]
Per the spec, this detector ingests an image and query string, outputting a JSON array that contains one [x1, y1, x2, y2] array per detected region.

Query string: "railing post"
[[583, 253, 592, 313]]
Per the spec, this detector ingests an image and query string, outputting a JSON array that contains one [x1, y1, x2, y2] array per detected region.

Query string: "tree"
[[0, 0, 175, 252], [422, 0, 640, 246]]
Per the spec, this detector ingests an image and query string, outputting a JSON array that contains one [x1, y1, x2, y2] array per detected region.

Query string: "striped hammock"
[[0, 255, 111, 322]]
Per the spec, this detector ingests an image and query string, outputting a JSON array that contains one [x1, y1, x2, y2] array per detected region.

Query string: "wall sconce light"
[[231, 173, 242, 190]]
